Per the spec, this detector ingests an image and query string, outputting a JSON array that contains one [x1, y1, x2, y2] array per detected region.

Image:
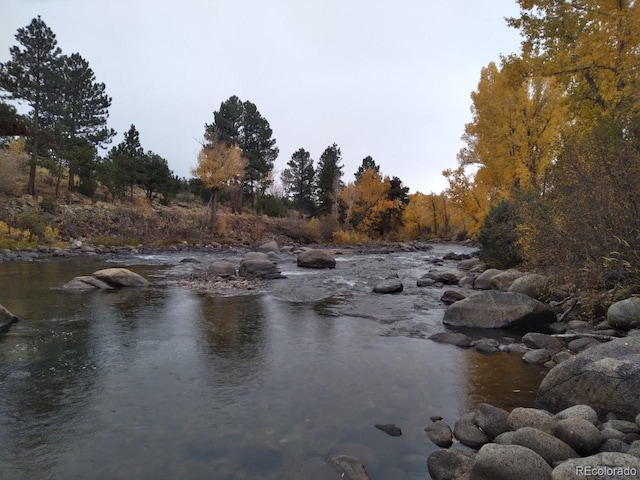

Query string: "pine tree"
[[103, 124, 144, 200], [0, 16, 61, 195], [316, 143, 343, 217], [354, 155, 379, 182], [281, 147, 315, 214]]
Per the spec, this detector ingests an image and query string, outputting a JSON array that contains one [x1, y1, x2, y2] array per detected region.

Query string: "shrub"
[[40, 197, 58, 214], [478, 200, 522, 269], [16, 208, 49, 240], [332, 229, 368, 245]]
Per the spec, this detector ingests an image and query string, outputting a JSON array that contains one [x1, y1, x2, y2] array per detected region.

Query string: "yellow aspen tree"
[[192, 141, 247, 230]]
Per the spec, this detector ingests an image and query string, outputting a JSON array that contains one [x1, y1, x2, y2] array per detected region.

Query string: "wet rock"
[[62, 275, 114, 290], [552, 351, 574, 364], [373, 279, 403, 294], [536, 336, 640, 420], [417, 278, 436, 287], [507, 407, 555, 435], [209, 261, 237, 277], [440, 289, 467, 305], [454, 412, 489, 449], [473, 403, 510, 439], [567, 336, 599, 353], [283, 457, 344, 480], [297, 249, 336, 269], [458, 258, 483, 270], [523, 348, 552, 365], [238, 259, 285, 279], [522, 333, 566, 354], [429, 332, 475, 348], [508, 274, 549, 300], [374, 423, 402, 437], [425, 420, 454, 447], [511, 427, 579, 465], [423, 270, 463, 285], [256, 240, 280, 255], [470, 443, 552, 480], [443, 251, 468, 261], [93, 268, 149, 287], [458, 275, 476, 288], [326, 455, 371, 480], [552, 418, 603, 455], [607, 297, 640, 330], [427, 449, 475, 480], [490, 269, 524, 291], [475, 339, 499, 354], [443, 291, 556, 329], [551, 452, 640, 480], [0, 304, 20, 334], [552, 405, 598, 425], [473, 268, 502, 290]]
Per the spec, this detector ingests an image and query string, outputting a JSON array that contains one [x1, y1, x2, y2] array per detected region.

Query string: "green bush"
[[16, 207, 49, 239], [478, 200, 522, 269]]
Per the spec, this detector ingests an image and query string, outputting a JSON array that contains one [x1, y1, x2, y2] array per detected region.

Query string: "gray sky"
[[1, 0, 522, 194]]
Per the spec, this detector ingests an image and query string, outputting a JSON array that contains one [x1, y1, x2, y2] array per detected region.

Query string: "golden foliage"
[[332, 229, 368, 245], [193, 142, 247, 192], [403, 192, 453, 239]]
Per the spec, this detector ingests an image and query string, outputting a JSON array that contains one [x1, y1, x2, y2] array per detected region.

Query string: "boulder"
[[522, 333, 566, 354], [374, 424, 402, 436], [567, 337, 600, 353], [511, 427, 579, 465], [508, 274, 549, 301], [443, 291, 557, 329], [423, 271, 462, 285], [551, 452, 640, 480], [424, 420, 454, 448], [507, 407, 555, 435], [62, 275, 114, 290], [490, 270, 524, 291], [600, 439, 631, 453], [242, 251, 270, 262], [458, 275, 476, 288], [427, 449, 475, 480], [536, 336, 640, 420], [92, 268, 149, 287], [553, 405, 598, 425], [552, 418, 603, 455], [523, 349, 552, 365], [440, 289, 467, 305], [209, 261, 237, 277], [630, 440, 640, 458], [297, 250, 336, 269], [429, 332, 475, 348], [473, 268, 502, 290], [473, 403, 510, 439], [373, 279, 403, 294], [607, 297, 640, 330], [256, 240, 280, 255], [325, 455, 371, 480], [0, 304, 20, 334], [470, 444, 552, 480], [238, 259, 285, 280], [458, 258, 483, 270], [454, 412, 489, 449], [417, 278, 436, 287]]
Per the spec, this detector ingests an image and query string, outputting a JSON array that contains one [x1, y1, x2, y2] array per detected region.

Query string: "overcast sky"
[[1, 0, 523, 194]]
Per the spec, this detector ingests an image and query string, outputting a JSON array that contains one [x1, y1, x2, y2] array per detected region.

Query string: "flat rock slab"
[[92, 268, 149, 287]]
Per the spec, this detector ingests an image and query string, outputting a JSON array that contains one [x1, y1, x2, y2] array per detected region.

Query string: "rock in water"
[[443, 290, 556, 329], [296, 249, 336, 269], [536, 336, 640, 420], [325, 455, 371, 480], [372, 279, 403, 294], [92, 268, 149, 287], [0, 304, 20, 334], [427, 449, 475, 480], [374, 424, 402, 437]]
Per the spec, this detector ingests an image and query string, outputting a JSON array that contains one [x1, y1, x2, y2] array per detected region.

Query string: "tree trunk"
[[208, 188, 219, 230], [68, 167, 75, 192]]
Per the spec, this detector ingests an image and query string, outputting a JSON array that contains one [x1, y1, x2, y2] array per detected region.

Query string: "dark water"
[[0, 245, 545, 479]]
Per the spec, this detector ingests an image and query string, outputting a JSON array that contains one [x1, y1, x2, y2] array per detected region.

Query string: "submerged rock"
[[325, 454, 371, 480], [374, 423, 402, 437], [63, 275, 114, 290], [429, 332, 475, 348]]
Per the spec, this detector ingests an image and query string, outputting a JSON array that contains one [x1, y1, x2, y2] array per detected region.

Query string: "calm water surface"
[[0, 246, 545, 479]]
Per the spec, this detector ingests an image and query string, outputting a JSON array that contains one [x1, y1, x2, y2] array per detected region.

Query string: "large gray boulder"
[[209, 261, 237, 277], [607, 297, 640, 330], [511, 427, 579, 465], [427, 449, 475, 480], [553, 405, 599, 425], [473, 269, 503, 290], [93, 268, 149, 287], [490, 270, 524, 291], [522, 332, 566, 354], [473, 403, 510, 440], [551, 452, 640, 480], [536, 336, 640, 420], [454, 412, 490, 449], [62, 275, 114, 290], [297, 249, 336, 269], [424, 420, 454, 448], [443, 291, 557, 329], [256, 240, 280, 255], [0, 304, 20, 334], [552, 418, 604, 455], [509, 274, 549, 300], [372, 279, 403, 294], [469, 444, 552, 480], [238, 259, 285, 279], [507, 407, 555, 435]]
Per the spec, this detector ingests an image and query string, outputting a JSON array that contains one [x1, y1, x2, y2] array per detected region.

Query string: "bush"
[[332, 229, 368, 245], [40, 197, 58, 214], [478, 200, 522, 269], [16, 208, 49, 240]]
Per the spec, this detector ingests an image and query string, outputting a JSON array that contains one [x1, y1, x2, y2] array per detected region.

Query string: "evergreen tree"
[[316, 143, 343, 217], [47, 53, 115, 194], [102, 124, 144, 200], [138, 150, 174, 202], [281, 147, 316, 214], [204, 96, 278, 210], [0, 16, 61, 195], [355, 155, 379, 182]]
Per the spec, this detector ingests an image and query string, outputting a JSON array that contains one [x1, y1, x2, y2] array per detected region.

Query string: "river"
[[0, 244, 545, 479]]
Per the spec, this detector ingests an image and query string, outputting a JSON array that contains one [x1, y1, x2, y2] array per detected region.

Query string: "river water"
[[0, 244, 545, 479]]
